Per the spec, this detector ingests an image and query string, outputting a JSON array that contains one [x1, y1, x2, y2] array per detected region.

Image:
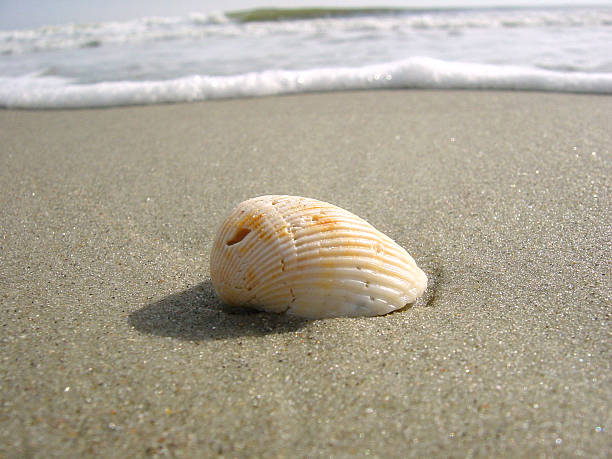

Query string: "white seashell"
[[210, 195, 427, 319]]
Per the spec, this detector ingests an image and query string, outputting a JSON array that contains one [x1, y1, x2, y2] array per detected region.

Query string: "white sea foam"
[[1, 8, 611, 55], [2, 58, 611, 109]]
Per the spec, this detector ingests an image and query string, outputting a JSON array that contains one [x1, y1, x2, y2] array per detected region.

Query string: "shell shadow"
[[128, 279, 308, 341]]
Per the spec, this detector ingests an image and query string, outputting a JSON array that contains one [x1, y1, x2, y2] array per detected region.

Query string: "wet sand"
[[0, 90, 610, 457]]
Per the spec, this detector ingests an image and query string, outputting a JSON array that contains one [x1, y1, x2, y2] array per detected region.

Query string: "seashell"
[[210, 195, 427, 319]]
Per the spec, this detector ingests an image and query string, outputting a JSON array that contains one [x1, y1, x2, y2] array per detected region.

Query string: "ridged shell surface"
[[210, 195, 427, 319]]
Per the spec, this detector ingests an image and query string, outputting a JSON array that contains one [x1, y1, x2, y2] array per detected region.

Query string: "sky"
[[1, 0, 611, 30]]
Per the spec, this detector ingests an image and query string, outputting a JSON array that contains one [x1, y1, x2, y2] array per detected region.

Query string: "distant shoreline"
[[226, 7, 406, 23], [225, 4, 609, 22]]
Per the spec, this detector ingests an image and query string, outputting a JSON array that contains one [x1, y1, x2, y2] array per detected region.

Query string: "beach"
[[0, 90, 610, 457]]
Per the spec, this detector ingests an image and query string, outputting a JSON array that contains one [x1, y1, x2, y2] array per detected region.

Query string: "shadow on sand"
[[128, 279, 308, 341]]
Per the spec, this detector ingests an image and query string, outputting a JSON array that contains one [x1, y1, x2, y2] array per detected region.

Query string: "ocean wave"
[[1, 7, 610, 55], [2, 57, 611, 109], [0, 12, 231, 55]]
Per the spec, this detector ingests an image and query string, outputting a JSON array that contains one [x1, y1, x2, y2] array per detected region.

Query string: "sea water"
[[1, 6, 611, 108]]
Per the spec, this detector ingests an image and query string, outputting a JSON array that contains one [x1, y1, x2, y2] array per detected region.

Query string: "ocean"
[[1, 5, 611, 108]]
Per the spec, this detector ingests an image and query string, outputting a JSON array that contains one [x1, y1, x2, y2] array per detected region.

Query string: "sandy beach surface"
[[1, 90, 610, 457]]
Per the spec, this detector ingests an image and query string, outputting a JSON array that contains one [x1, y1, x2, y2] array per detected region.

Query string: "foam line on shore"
[[2, 57, 612, 109]]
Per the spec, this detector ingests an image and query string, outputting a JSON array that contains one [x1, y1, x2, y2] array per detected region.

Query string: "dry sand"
[[0, 90, 610, 457]]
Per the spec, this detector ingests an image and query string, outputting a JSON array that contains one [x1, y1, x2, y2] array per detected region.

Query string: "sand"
[[0, 90, 610, 457]]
